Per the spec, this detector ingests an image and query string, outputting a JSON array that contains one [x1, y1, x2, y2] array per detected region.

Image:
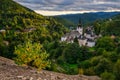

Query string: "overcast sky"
[[13, 0, 120, 16]]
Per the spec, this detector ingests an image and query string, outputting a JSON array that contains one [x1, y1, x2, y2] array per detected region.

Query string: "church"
[[61, 19, 83, 43], [61, 19, 98, 47]]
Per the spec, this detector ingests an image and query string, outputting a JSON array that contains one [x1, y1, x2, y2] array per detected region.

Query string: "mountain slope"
[[0, 0, 67, 33], [0, 0, 68, 40], [0, 0, 68, 58], [93, 13, 120, 36], [53, 17, 75, 28], [0, 0, 33, 13], [55, 12, 120, 27]]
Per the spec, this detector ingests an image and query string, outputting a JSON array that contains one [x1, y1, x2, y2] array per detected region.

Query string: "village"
[[61, 20, 101, 47]]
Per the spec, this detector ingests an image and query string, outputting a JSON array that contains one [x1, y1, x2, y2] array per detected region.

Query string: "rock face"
[[0, 56, 101, 80]]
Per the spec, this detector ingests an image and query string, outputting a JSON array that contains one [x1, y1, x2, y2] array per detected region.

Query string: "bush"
[[14, 41, 50, 70], [78, 60, 91, 69], [96, 37, 115, 51], [94, 58, 112, 75], [100, 71, 115, 80], [84, 67, 95, 75], [114, 59, 120, 80]]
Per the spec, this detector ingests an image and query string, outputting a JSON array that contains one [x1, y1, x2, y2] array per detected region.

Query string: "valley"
[[1, 0, 120, 80]]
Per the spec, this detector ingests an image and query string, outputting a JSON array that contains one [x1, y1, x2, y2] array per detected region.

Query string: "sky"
[[13, 0, 120, 16]]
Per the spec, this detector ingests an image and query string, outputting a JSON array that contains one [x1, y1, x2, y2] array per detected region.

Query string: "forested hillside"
[[93, 14, 120, 36], [55, 12, 120, 27], [0, 0, 68, 69], [53, 17, 75, 28]]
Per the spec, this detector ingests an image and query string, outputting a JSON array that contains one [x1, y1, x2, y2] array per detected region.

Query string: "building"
[[61, 20, 98, 47], [61, 30, 81, 43], [0, 29, 6, 33], [61, 21, 83, 43]]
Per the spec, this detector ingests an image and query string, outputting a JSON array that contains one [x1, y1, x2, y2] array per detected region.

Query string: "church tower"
[[78, 18, 82, 27], [77, 18, 83, 35]]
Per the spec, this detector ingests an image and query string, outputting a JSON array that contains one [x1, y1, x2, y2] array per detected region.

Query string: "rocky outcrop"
[[0, 56, 101, 80]]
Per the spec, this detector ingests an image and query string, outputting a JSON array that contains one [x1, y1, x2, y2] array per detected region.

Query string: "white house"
[[0, 29, 6, 33], [86, 41, 95, 47]]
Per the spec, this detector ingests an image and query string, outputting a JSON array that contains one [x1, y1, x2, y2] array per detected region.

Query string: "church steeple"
[[77, 18, 83, 35], [78, 18, 82, 27]]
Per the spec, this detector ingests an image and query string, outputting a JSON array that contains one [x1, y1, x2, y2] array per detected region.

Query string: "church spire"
[[77, 18, 83, 35], [78, 18, 82, 27]]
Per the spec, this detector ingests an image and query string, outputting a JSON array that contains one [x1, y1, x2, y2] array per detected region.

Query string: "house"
[[86, 39, 96, 47], [87, 41, 95, 47], [0, 29, 6, 33], [23, 28, 36, 32], [3, 41, 9, 46]]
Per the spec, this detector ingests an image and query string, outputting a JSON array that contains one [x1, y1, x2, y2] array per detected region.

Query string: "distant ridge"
[[54, 12, 120, 27]]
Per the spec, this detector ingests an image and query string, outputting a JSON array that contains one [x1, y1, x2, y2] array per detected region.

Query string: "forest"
[[1, 0, 120, 80], [54, 12, 120, 27]]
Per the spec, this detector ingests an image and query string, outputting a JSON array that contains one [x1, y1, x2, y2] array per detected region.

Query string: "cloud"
[[13, 0, 120, 15]]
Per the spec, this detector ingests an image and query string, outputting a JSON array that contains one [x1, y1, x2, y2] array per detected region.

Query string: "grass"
[[59, 63, 78, 74]]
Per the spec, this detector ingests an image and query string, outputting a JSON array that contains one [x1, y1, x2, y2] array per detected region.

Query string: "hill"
[[53, 17, 75, 28], [0, 0, 68, 58], [0, 0, 67, 36], [93, 13, 120, 36], [54, 12, 120, 27], [0, 0, 69, 73]]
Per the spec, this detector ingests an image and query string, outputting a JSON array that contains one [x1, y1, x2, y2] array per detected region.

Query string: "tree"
[[94, 58, 112, 75], [102, 51, 118, 62], [96, 36, 115, 51], [80, 46, 92, 61], [78, 60, 91, 69], [0, 34, 10, 58], [93, 20, 101, 35], [14, 41, 50, 70], [114, 59, 120, 80], [74, 37, 78, 44], [100, 71, 115, 80], [62, 43, 81, 64]]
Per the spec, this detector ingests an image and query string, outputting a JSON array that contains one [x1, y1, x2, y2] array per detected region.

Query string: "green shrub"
[[114, 59, 120, 80], [100, 71, 115, 80], [14, 41, 50, 70]]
